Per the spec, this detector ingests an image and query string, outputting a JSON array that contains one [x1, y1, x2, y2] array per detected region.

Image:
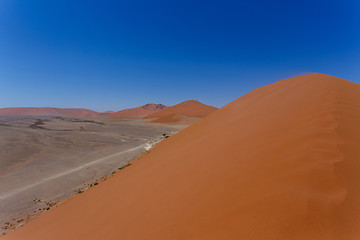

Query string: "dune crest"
[[144, 100, 217, 123], [5, 73, 360, 240]]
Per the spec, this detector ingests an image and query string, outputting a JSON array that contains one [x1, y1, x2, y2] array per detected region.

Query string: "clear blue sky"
[[0, 0, 359, 111]]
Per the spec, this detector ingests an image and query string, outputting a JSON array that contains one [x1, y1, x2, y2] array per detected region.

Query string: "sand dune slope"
[[5, 73, 360, 240], [0, 107, 99, 117], [144, 100, 217, 122]]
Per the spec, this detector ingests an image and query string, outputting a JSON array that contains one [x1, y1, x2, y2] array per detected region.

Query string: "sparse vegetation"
[[94, 182, 98, 186], [118, 163, 132, 170]]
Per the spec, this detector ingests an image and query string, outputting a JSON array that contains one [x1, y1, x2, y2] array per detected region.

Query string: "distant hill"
[[144, 100, 217, 123], [109, 104, 167, 117], [0, 107, 99, 117]]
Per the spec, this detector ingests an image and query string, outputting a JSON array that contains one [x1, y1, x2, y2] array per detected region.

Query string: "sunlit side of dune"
[[5, 73, 360, 240]]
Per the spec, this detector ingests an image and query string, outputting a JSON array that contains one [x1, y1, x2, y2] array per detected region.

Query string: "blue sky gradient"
[[0, 0, 359, 111]]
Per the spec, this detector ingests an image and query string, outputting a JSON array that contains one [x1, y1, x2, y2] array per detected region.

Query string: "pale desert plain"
[[0, 115, 181, 234], [2, 73, 360, 239]]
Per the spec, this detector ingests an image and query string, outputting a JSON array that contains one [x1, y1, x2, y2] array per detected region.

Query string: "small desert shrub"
[[94, 182, 98, 185]]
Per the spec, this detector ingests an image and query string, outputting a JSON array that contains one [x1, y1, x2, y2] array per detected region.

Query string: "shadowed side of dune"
[[5, 73, 360, 240]]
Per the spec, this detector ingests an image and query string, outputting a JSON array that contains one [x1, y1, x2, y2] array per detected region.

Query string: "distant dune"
[[109, 104, 167, 117], [0, 107, 99, 117], [5, 73, 360, 239], [144, 100, 217, 123]]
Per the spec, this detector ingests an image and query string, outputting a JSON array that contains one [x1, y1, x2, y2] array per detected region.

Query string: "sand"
[[144, 100, 217, 123], [4, 73, 360, 239]]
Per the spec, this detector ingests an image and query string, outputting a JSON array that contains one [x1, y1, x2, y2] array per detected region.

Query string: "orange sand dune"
[[144, 100, 217, 122], [5, 73, 360, 240], [109, 104, 167, 117], [0, 107, 99, 117]]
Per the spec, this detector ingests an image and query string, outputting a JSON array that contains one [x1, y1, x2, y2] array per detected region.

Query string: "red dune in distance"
[[144, 100, 217, 122], [0, 107, 99, 117], [5, 73, 360, 240], [109, 103, 167, 117]]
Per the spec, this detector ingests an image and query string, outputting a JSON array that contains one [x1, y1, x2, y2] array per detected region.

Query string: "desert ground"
[[0, 116, 180, 234]]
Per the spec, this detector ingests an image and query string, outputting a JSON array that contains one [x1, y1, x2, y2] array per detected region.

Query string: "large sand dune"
[[109, 104, 167, 117], [5, 73, 360, 239], [144, 100, 217, 123]]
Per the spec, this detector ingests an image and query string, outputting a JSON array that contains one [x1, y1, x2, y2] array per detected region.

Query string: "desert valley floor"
[[0, 116, 180, 234]]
